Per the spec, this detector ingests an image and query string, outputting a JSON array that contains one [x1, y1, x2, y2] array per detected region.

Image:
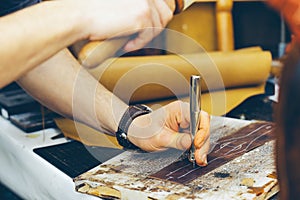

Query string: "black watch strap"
[[116, 104, 152, 149]]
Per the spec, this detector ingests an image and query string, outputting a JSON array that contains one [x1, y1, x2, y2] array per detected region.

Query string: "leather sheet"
[[150, 122, 275, 184], [88, 49, 271, 103]]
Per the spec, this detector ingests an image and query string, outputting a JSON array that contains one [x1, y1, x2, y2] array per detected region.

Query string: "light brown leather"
[[87, 49, 271, 103], [55, 118, 121, 148]]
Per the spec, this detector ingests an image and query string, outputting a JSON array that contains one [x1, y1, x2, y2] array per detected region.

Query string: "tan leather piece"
[[145, 84, 266, 116], [55, 118, 121, 148], [166, 2, 217, 53], [78, 37, 130, 69], [87, 49, 271, 103]]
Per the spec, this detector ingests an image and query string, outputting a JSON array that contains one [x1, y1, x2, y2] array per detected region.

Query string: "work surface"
[[0, 81, 278, 199], [0, 116, 101, 200], [0, 115, 277, 200], [75, 116, 278, 200]]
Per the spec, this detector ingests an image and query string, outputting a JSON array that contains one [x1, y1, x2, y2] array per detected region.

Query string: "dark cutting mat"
[[0, 89, 40, 119], [10, 111, 60, 133], [33, 141, 123, 178]]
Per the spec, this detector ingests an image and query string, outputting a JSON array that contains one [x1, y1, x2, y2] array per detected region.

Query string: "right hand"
[[74, 0, 174, 52], [127, 101, 210, 166]]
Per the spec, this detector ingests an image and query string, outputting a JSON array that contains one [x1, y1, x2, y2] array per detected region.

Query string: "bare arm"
[[0, 0, 174, 88], [17, 49, 127, 134], [18, 50, 210, 165], [9, 0, 210, 165], [0, 1, 83, 88]]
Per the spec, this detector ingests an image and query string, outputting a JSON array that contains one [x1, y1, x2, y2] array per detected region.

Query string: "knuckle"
[[155, 134, 166, 146], [201, 110, 210, 119], [171, 100, 184, 108], [136, 1, 151, 23], [164, 9, 173, 23]]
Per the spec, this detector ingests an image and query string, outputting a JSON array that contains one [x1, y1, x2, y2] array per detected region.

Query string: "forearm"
[[17, 49, 128, 134], [0, 0, 175, 89], [0, 1, 87, 87]]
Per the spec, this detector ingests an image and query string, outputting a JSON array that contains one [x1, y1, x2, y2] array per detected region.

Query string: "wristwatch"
[[115, 104, 152, 149]]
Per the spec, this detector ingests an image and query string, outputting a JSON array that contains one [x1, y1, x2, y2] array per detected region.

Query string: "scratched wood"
[[74, 117, 278, 200], [150, 122, 275, 184]]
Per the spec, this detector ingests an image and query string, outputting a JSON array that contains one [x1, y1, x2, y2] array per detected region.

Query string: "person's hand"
[[75, 0, 174, 52], [127, 100, 210, 166]]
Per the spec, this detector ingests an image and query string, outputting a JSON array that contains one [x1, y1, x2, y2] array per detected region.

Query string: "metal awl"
[[189, 75, 201, 167]]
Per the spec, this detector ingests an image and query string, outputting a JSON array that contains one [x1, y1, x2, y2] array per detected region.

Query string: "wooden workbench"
[[74, 116, 278, 200]]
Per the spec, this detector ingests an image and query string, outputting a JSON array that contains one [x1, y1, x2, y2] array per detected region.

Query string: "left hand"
[[127, 100, 210, 166], [77, 0, 174, 52]]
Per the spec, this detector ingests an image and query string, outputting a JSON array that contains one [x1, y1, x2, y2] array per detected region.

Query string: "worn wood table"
[[74, 116, 278, 200]]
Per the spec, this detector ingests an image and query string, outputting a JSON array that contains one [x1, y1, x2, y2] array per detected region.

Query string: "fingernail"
[[201, 154, 208, 166]]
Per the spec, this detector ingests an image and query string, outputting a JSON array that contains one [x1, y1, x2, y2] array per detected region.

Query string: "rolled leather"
[[87, 49, 271, 104]]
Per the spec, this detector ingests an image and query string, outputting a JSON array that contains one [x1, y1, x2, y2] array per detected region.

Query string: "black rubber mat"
[[10, 111, 59, 133], [226, 94, 275, 122], [33, 141, 123, 178], [0, 89, 40, 119]]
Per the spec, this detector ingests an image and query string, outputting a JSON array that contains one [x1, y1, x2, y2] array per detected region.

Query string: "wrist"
[[115, 104, 152, 149]]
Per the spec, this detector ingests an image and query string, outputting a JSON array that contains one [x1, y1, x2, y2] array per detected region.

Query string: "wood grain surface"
[[150, 122, 275, 184], [74, 117, 278, 200]]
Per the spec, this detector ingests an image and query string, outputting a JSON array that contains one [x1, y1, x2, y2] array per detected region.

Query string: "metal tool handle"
[[189, 75, 201, 166], [190, 76, 201, 114]]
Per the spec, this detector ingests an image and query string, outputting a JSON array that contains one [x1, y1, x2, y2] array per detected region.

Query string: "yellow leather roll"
[[145, 83, 266, 116], [55, 118, 121, 148], [166, 2, 217, 53], [87, 49, 271, 104]]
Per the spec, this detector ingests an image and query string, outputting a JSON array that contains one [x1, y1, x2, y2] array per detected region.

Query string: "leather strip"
[[150, 122, 275, 184]]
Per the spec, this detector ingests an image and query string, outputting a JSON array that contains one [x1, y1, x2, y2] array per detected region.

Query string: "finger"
[[123, 28, 155, 52], [124, 4, 159, 51], [124, 0, 172, 52], [153, 0, 173, 27], [178, 101, 190, 130], [159, 128, 192, 150], [194, 111, 210, 148], [195, 138, 210, 166], [175, 132, 192, 150]]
